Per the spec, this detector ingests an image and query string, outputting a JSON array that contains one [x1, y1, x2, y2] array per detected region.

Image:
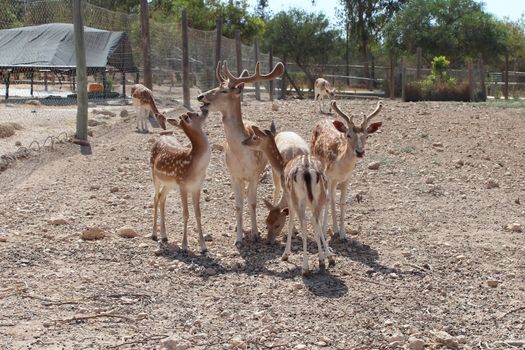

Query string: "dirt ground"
[[0, 95, 524, 349]]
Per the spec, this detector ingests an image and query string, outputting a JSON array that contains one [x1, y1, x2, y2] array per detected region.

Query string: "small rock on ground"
[[81, 228, 106, 241]]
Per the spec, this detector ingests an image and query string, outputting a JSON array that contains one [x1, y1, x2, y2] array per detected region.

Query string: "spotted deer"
[[314, 78, 335, 114], [242, 121, 309, 241], [131, 84, 167, 133], [311, 100, 383, 241], [197, 61, 284, 246], [150, 109, 211, 253], [243, 126, 333, 274]]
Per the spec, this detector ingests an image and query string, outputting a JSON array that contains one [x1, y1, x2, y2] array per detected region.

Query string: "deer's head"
[[241, 125, 274, 149], [331, 100, 383, 158], [167, 110, 208, 134], [263, 198, 289, 242], [197, 61, 284, 114]]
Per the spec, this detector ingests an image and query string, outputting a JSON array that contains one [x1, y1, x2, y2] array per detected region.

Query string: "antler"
[[331, 100, 354, 126], [216, 61, 226, 83], [223, 61, 284, 88], [361, 101, 383, 128]]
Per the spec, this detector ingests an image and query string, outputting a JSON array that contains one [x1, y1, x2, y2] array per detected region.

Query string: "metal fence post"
[[254, 38, 260, 101], [139, 0, 152, 90], [214, 16, 223, 87]]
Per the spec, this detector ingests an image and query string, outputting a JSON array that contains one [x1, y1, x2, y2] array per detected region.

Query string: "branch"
[[49, 309, 136, 325], [108, 334, 169, 349]]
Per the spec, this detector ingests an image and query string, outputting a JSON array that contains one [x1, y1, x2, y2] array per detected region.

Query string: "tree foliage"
[[263, 9, 340, 88], [383, 0, 507, 65]]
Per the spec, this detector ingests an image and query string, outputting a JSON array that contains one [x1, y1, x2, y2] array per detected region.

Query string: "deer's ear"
[[281, 207, 289, 216], [252, 125, 266, 137], [333, 120, 347, 133], [234, 82, 244, 92], [367, 122, 382, 134]]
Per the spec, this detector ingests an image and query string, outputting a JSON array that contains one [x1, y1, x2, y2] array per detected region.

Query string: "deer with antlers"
[[311, 100, 383, 241], [197, 61, 284, 246], [131, 84, 167, 133], [314, 78, 335, 114], [242, 126, 333, 274], [150, 108, 211, 253]]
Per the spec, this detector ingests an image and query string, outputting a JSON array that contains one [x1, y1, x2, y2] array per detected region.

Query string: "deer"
[[242, 126, 334, 275], [150, 108, 211, 253], [197, 61, 284, 246], [314, 78, 335, 114], [311, 100, 383, 241], [131, 83, 167, 133], [241, 121, 309, 242]]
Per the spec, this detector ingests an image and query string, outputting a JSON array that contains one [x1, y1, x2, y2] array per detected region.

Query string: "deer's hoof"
[[161, 237, 168, 243], [328, 257, 336, 267], [151, 235, 158, 241]]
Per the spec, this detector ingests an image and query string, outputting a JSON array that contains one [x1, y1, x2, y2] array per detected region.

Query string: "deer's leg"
[[152, 183, 161, 241], [271, 169, 282, 205], [282, 202, 295, 262], [136, 108, 141, 131], [315, 206, 334, 268], [231, 177, 244, 246], [192, 190, 207, 254], [338, 180, 349, 241], [158, 187, 169, 243], [247, 178, 259, 241], [328, 180, 338, 238], [297, 203, 310, 276], [179, 188, 189, 252]]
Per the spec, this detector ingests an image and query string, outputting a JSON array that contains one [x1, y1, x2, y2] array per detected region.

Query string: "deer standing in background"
[[314, 78, 335, 114], [197, 61, 284, 246], [311, 100, 383, 241], [243, 126, 334, 275], [150, 109, 211, 253], [131, 84, 167, 133]]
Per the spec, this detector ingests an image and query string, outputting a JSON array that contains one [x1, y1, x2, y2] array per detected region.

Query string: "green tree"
[[383, 0, 507, 65], [341, 0, 407, 81], [502, 17, 525, 71], [263, 9, 340, 89]]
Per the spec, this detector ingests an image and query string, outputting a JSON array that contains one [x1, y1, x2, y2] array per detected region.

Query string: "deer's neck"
[[221, 102, 246, 136], [265, 140, 287, 175], [185, 128, 209, 156]]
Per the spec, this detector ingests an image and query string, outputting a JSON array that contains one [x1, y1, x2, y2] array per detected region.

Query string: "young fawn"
[[243, 126, 334, 275], [150, 109, 211, 253]]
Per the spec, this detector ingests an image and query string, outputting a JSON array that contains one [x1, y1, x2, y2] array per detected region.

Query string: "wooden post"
[[389, 57, 395, 99], [235, 30, 242, 75], [140, 0, 152, 90], [181, 9, 191, 109], [478, 55, 486, 101], [269, 47, 274, 101], [416, 47, 422, 80], [401, 60, 406, 102], [214, 16, 223, 87], [102, 70, 107, 98], [73, 0, 88, 141], [254, 39, 261, 100], [30, 71, 34, 96], [235, 29, 243, 101], [279, 58, 286, 100], [467, 59, 474, 101], [504, 51, 509, 100], [44, 71, 48, 91], [4, 69, 10, 100], [121, 72, 126, 97]]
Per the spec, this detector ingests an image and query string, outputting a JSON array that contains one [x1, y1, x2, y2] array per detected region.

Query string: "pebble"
[[81, 228, 106, 241], [160, 335, 191, 350], [204, 233, 213, 241], [117, 226, 139, 238], [485, 179, 499, 189], [204, 267, 217, 276], [507, 223, 522, 232], [368, 161, 380, 170], [487, 279, 499, 288], [88, 119, 103, 127], [47, 217, 68, 225], [408, 337, 425, 350], [110, 186, 119, 193], [230, 335, 245, 348], [0, 236, 7, 243], [388, 334, 404, 343], [120, 109, 129, 118], [91, 109, 116, 117], [432, 330, 459, 349], [453, 159, 464, 168], [425, 176, 436, 184], [295, 344, 307, 349]]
